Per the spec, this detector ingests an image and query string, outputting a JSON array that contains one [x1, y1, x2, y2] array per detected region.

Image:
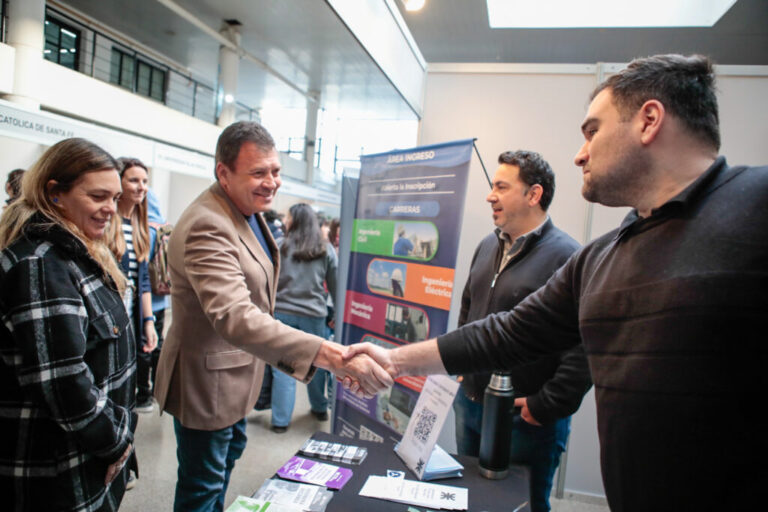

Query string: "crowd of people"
[[1, 52, 765, 512], [0, 131, 345, 511]]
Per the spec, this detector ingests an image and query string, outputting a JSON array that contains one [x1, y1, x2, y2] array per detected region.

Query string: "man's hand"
[[143, 321, 158, 353], [337, 349, 394, 398], [105, 443, 132, 485], [342, 342, 399, 380], [313, 341, 393, 398], [343, 339, 447, 383], [514, 397, 542, 426]]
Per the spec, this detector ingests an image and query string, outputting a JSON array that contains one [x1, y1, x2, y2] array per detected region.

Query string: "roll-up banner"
[[334, 139, 474, 445]]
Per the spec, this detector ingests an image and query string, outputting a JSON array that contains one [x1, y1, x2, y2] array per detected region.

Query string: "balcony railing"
[[46, 6, 258, 125]]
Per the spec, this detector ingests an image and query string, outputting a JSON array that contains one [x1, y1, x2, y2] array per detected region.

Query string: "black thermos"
[[478, 371, 515, 479]]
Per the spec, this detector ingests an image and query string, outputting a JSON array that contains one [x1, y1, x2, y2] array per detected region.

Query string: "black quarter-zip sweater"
[[439, 157, 768, 511], [438, 157, 768, 511]]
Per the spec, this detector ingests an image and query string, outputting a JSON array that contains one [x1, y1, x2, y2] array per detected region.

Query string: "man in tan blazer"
[[154, 121, 390, 512]]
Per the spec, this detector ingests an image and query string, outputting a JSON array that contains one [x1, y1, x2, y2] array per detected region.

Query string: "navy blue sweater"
[[458, 219, 591, 425]]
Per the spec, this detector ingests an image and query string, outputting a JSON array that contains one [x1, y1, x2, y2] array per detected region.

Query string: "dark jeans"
[[453, 388, 570, 512], [173, 417, 248, 512]]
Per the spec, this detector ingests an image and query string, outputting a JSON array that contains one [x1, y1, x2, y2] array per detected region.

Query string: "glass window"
[[150, 69, 165, 102], [111, 48, 166, 102], [136, 61, 151, 96], [43, 16, 80, 70], [110, 48, 136, 90], [121, 54, 135, 88]]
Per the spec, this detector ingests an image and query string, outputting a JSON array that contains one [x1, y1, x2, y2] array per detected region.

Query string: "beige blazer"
[[154, 182, 323, 430]]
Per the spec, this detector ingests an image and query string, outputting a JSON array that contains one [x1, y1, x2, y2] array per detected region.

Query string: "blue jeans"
[[272, 312, 329, 426], [453, 388, 570, 512], [173, 417, 247, 512]]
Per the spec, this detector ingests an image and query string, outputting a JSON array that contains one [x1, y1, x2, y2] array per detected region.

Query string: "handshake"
[[315, 339, 445, 398], [319, 341, 398, 398]]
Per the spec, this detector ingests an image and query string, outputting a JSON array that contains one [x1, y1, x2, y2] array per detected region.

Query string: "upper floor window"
[[44, 16, 80, 70], [110, 48, 166, 103]]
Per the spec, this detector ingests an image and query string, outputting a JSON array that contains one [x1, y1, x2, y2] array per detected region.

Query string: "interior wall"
[[418, 64, 768, 499], [717, 73, 768, 166], [167, 172, 213, 225], [419, 67, 605, 497]]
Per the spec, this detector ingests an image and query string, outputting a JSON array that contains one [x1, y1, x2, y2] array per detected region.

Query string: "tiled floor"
[[120, 390, 609, 511]]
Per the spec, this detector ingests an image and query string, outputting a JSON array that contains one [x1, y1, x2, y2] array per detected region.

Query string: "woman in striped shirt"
[[108, 158, 158, 416]]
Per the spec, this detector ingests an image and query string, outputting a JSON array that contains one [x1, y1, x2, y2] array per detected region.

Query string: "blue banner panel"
[[333, 140, 473, 445]]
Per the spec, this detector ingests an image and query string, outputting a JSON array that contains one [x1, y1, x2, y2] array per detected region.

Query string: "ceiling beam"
[[154, 0, 317, 103]]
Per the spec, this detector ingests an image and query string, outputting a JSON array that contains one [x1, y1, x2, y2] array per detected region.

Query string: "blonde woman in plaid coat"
[[0, 139, 137, 511]]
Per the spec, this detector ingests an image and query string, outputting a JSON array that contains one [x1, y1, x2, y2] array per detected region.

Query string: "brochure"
[[251, 479, 333, 512], [276, 456, 353, 490], [298, 439, 368, 464], [225, 495, 304, 512], [359, 474, 468, 510], [420, 443, 463, 481]]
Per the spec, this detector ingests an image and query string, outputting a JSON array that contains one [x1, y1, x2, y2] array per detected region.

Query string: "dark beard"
[[581, 149, 651, 208]]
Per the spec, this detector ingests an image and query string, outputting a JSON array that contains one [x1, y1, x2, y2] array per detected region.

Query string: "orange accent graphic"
[[404, 263, 455, 310], [366, 258, 455, 310]]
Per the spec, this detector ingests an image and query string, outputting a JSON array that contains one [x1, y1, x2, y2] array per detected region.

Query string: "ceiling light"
[[487, 0, 737, 28], [403, 0, 426, 12], [224, 94, 235, 103]]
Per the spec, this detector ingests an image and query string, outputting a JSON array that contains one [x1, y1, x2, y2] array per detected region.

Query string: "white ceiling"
[[58, 0, 419, 120], [55, 0, 768, 123]]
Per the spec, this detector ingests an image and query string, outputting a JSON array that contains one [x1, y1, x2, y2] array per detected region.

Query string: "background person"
[[107, 157, 159, 415], [263, 208, 284, 239], [0, 138, 135, 511], [345, 53, 767, 512], [270, 203, 338, 432], [454, 150, 590, 512], [147, 188, 169, 400], [4, 168, 25, 208], [328, 217, 340, 251]]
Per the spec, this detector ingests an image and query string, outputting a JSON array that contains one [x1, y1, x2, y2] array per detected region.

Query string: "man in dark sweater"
[[455, 150, 590, 512], [345, 54, 768, 511]]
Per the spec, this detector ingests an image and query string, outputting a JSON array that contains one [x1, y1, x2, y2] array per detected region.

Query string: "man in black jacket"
[[454, 150, 591, 512]]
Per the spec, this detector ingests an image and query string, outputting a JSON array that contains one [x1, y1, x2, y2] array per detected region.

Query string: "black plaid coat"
[[0, 217, 137, 511]]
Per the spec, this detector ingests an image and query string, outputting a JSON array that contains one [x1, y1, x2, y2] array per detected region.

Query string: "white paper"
[[255, 480, 320, 507], [359, 475, 468, 510], [395, 375, 460, 479]]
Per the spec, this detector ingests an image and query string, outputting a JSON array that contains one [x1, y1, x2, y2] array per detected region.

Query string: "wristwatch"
[[143, 315, 156, 323]]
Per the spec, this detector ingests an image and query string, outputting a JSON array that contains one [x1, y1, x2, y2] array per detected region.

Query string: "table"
[[273, 431, 530, 512]]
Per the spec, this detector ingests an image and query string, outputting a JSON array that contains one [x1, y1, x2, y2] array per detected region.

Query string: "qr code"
[[413, 407, 437, 444]]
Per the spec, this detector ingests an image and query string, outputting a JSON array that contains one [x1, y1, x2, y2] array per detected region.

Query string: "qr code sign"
[[413, 407, 437, 444]]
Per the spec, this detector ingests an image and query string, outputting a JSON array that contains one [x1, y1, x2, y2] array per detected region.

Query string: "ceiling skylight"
[[487, 0, 737, 28]]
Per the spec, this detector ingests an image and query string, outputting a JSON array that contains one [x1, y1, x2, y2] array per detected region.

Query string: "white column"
[[216, 23, 240, 127], [304, 92, 320, 184], [3, 0, 45, 109]]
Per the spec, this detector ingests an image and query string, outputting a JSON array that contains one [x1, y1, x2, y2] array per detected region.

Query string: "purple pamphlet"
[[276, 456, 353, 490]]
